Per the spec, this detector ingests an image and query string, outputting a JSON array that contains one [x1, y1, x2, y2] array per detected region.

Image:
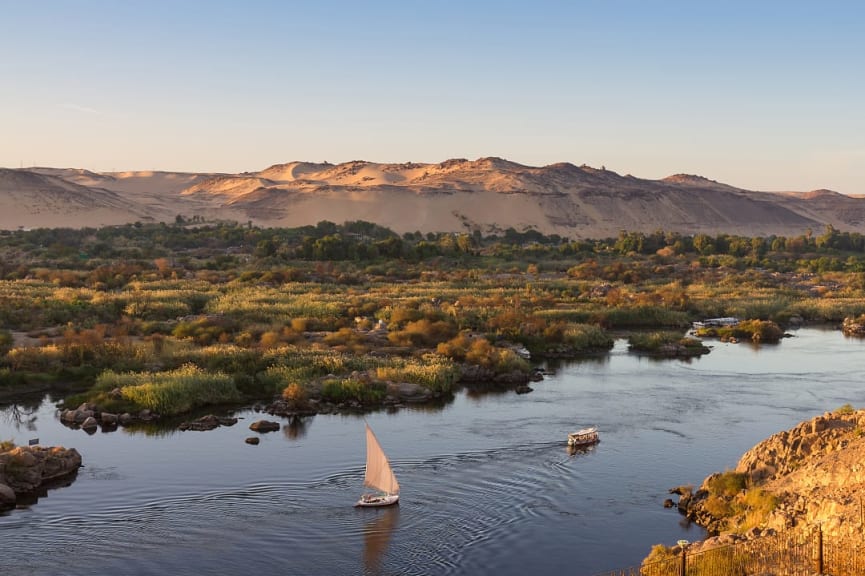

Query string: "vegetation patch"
[[695, 319, 784, 343], [627, 331, 710, 357], [86, 364, 241, 415], [5, 221, 865, 417], [697, 470, 779, 533]]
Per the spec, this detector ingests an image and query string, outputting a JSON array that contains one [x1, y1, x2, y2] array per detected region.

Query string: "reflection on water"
[[362, 506, 400, 575], [9, 471, 80, 511], [283, 416, 311, 440], [565, 442, 598, 457], [1, 402, 39, 433]]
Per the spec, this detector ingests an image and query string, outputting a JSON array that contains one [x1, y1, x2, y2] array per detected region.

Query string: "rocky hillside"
[[1, 158, 863, 236], [680, 408, 865, 545]]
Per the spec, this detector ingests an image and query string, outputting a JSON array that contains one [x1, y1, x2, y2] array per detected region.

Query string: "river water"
[[1, 327, 864, 575]]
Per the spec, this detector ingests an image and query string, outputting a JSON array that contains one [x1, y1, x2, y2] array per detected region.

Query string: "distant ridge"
[[0, 159, 862, 236]]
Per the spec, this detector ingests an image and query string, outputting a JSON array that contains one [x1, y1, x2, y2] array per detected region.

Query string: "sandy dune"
[[1, 159, 862, 237]]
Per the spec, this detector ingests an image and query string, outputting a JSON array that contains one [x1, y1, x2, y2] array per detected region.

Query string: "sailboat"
[[355, 423, 400, 507]]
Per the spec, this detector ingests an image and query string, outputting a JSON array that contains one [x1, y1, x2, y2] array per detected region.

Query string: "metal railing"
[[595, 524, 863, 576]]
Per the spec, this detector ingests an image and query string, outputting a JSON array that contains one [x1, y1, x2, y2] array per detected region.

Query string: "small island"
[[0, 441, 82, 512]]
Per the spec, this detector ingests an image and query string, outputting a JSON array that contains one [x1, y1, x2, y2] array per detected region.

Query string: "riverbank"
[[662, 406, 865, 558], [3, 327, 863, 574]]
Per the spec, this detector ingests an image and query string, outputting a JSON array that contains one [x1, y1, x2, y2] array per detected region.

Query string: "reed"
[[320, 376, 387, 404], [374, 354, 460, 394], [93, 364, 240, 415], [562, 323, 615, 351]]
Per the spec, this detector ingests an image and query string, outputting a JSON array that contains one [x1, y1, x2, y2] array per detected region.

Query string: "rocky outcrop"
[[458, 364, 530, 385], [653, 341, 711, 358], [178, 414, 238, 431], [0, 445, 82, 512], [386, 381, 433, 403], [60, 402, 157, 433], [677, 408, 865, 540]]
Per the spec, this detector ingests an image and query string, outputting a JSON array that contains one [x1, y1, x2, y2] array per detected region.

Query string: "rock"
[[179, 414, 220, 431], [682, 408, 865, 540], [459, 364, 496, 383], [119, 413, 134, 426], [81, 416, 98, 431], [663, 498, 675, 508], [245, 437, 260, 445], [515, 385, 533, 394], [249, 420, 280, 433], [73, 409, 94, 424], [0, 483, 15, 510], [494, 370, 531, 385], [178, 415, 237, 432], [101, 412, 118, 426], [0, 446, 82, 495], [388, 382, 433, 403]]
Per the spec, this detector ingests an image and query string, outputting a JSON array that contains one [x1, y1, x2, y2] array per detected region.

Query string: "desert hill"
[[1, 158, 862, 237]]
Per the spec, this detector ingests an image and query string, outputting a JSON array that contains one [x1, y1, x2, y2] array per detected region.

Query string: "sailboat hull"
[[355, 494, 400, 508]]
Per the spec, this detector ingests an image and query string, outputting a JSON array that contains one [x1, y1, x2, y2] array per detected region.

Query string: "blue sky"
[[2, 0, 863, 193]]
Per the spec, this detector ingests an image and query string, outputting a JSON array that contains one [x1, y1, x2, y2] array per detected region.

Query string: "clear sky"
[[2, 0, 863, 193]]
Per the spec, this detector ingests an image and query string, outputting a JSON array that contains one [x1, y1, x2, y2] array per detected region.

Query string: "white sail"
[[363, 423, 399, 495]]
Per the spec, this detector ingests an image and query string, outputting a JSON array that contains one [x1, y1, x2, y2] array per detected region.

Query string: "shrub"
[[281, 382, 309, 409], [737, 488, 778, 530], [436, 332, 473, 360], [704, 494, 734, 519], [172, 316, 238, 345], [707, 470, 748, 498], [323, 327, 368, 351], [465, 338, 495, 367], [387, 319, 456, 347], [642, 543, 678, 566], [259, 330, 282, 349]]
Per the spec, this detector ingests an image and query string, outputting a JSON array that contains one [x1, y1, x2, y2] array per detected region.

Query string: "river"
[[1, 327, 864, 575]]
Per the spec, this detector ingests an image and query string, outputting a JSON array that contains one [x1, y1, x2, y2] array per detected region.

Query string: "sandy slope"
[[1, 159, 863, 236]]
